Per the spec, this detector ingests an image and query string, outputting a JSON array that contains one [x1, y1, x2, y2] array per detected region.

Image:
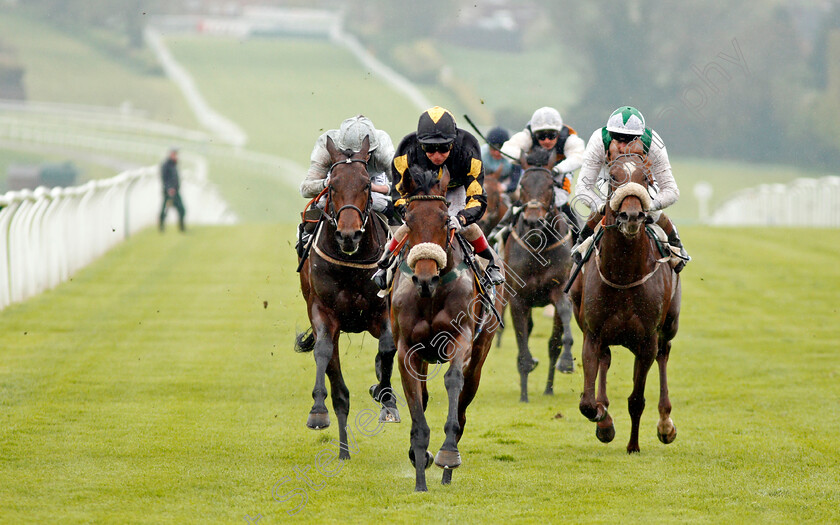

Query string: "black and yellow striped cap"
[[417, 106, 457, 144]]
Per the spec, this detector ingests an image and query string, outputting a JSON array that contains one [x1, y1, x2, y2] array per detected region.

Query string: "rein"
[[593, 242, 670, 290], [509, 228, 571, 252]]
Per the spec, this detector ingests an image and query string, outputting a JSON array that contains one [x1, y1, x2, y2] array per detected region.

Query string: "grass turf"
[[1, 224, 838, 523]]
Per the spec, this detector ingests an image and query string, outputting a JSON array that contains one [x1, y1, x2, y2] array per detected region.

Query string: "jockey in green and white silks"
[[573, 106, 690, 272]]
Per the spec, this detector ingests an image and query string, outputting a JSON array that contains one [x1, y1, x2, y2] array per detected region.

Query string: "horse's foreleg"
[[511, 298, 537, 402], [656, 338, 677, 445], [436, 348, 466, 471], [307, 305, 338, 431], [627, 341, 657, 453], [325, 334, 351, 459], [369, 319, 401, 423], [595, 346, 615, 443], [554, 293, 575, 374], [398, 344, 432, 492]]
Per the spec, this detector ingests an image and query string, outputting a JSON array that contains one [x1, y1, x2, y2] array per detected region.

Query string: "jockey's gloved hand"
[[448, 215, 463, 233]]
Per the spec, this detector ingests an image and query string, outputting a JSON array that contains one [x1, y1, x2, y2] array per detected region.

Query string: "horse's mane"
[[407, 164, 442, 195]]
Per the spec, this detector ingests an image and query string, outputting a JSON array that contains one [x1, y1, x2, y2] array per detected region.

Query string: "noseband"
[[326, 158, 372, 231]]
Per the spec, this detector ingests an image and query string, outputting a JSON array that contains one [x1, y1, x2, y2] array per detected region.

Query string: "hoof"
[[519, 394, 529, 403], [543, 386, 554, 396], [434, 449, 461, 469], [409, 448, 434, 470], [626, 444, 640, 454], [379, 405, 401, 423], [596, 422, 615, 443], [657, 421, 677, 444], [556, 355, 575, 374], [306, 411, 330, 430], [442, 469, 453, 485]]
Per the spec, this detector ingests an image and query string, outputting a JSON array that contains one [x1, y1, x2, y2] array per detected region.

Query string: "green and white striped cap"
[[606, 106, 645, 135]]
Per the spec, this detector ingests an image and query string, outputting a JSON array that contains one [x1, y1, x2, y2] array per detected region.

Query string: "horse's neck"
[[598, 227, 654, 280]]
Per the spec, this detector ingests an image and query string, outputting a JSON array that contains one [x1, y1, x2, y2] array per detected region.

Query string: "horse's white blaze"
[[407, 242, 447, 270]]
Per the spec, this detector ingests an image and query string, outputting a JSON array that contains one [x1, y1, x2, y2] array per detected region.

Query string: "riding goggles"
[[534, 130, 559, 141], [421, 142, 454, 154]]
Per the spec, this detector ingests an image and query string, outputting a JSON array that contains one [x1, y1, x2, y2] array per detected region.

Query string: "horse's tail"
[[294, 327, 316, 353]]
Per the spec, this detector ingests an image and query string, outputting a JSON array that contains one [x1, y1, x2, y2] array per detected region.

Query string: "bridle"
[[326, 158, 372, 232], [606, 153, 657, 202], [519, 166, 557, 218]]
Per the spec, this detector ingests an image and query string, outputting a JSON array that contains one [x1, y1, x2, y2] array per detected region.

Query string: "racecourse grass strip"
[[1, 224, 838, 523]]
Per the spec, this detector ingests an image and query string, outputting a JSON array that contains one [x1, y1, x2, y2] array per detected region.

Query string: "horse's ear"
[[325, 135, 339, 159], [439, 166, 450, 191], [519, 151, 528, 169], [547, 149, 558, 169], [607, 139, 621, 161], [356, 135, 370, 159]]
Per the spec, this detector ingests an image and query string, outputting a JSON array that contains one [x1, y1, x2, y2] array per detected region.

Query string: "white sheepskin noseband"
[[407, 242, 447, 270], [609, 182, 652, 212]]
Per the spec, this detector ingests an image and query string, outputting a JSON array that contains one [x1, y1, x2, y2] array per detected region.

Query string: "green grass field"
[[1, 9, 839, 523], [1, 224, 838, 523]]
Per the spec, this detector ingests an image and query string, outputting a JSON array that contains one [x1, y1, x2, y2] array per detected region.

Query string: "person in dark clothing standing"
[[160, 148, 185, 232]]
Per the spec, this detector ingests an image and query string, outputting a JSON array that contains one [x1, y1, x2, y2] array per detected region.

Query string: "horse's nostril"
[[352, 230, 362, 243], [430, 275, 440, 286], [618, 212, 628, 221], [334, 231, 343, 243], [412, 275, 419, 285]]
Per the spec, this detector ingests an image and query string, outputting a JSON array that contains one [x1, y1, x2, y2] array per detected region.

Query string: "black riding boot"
[[372, 249, 396, 290], [476, 247, 505, 286], [667, 228, 691, 274], [560, 202, 581, 244], [296, 220, 319, 258], [571, 224, 595, 265]]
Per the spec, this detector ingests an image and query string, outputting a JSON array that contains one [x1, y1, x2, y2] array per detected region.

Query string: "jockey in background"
[[491, 106, 586, 244], [372, 106, 505, 289], [480, 126, 521, 198], [296, 115, 396, 257], [573, 105, 690, 272]]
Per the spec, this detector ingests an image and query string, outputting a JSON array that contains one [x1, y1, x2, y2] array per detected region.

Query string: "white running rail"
[[0, 166, 236, 311], [709, 176, 840, 227]]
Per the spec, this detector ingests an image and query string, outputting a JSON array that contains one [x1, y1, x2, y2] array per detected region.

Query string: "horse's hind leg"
[[325, 335, 351, 459], [656, 338, 677, 444], [627, 341, 657, 453], [554, 293, 575, 374], [369, 320, 401, 423]]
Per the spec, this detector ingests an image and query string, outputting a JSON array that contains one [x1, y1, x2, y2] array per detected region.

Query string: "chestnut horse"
[[477, 164, 509, 237], [568, 144, 681, 453], [391, 165, 504, 491], [503, 148, 575, 403], [296, 135, 400, 459]]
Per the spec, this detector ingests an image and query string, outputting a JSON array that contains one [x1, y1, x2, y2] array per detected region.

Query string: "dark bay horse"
[[391, 165, 503, 491], [296, 135, 400, 459], [503, 148, 575, 402], [568, 144, 681, 453], [477, 164, 509, 237]]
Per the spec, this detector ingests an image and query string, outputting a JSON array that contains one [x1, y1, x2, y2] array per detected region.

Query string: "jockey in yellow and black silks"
[[372, 106, 505, 289]]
